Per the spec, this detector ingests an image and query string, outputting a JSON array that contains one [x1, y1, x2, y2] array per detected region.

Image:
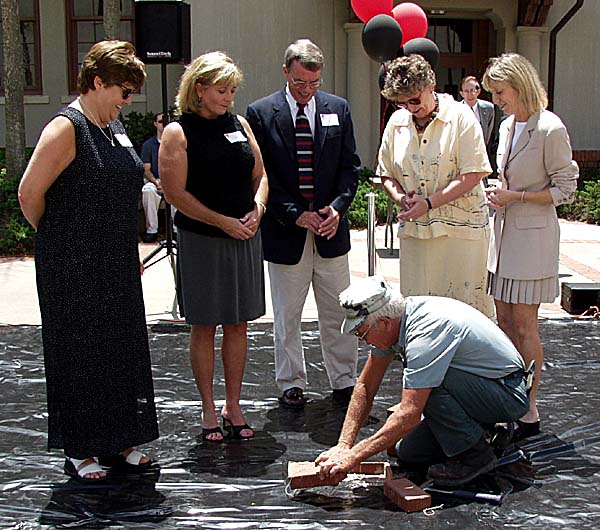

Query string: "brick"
[[384, 478, 432, 512], [352, 461, 392, 479], [287, 461, 391, 490], [287, 462, 345, 489]]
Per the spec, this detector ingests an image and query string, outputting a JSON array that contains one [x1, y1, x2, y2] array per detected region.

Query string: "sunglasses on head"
[[118, 84, 135, 100]]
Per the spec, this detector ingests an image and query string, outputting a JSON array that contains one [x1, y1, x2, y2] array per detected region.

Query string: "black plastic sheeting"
[[0, 319, 599, 529]]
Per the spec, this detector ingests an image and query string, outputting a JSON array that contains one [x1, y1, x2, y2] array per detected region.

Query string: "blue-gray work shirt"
[[372, 296, 525, 389]]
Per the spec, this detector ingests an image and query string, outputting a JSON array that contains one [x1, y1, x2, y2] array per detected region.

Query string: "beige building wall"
[[546, 0, 598, 149], [185, 0, 349, 120]]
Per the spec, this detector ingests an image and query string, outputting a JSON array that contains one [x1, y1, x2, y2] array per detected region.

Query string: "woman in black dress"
[[18, 41, 159, 482], [160, 52, 268, 442]]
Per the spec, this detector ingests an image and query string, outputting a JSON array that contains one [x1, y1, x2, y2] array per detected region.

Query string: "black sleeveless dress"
[[34, 107, 159, 458], [174, 112, 265, 325]]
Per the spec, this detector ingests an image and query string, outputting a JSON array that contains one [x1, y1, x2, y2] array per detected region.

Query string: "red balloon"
[[351, 0, 393, 23], [392, 2, 428, 46]]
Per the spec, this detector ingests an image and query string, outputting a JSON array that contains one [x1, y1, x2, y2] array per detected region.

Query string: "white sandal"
[[98, 448, 153, 472], [124, 449, 149, 466], [64, 457, 107, 483]]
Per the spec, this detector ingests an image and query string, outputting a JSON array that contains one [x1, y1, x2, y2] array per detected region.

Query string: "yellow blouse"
[[377, 93, 492, 241]]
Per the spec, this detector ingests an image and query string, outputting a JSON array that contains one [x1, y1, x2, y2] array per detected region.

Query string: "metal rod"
[[366, 193, 376, 276]]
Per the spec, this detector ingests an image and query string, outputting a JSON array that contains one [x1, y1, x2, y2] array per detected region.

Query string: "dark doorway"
[[428, 18, 492, 100]]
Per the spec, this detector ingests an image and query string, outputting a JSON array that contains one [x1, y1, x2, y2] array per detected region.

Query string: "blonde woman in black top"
[[160, 52, 268, 442]]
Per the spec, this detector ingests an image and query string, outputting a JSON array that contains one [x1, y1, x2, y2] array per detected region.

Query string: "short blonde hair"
[[77, 40, 146, 94], [482, 53, 547, 116], [175, 51, 243, 115], [381, 54, 436, 101]]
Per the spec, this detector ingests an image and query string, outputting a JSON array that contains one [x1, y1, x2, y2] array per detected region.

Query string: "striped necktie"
[[295, 103, 314, 201]]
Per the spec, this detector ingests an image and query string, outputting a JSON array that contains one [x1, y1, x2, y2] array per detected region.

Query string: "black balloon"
[[401, 37, 440, 69], [361, 14, 402, 63]]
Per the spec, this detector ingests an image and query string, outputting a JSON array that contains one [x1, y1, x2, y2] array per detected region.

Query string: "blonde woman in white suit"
[[482, 53, 578, 441]]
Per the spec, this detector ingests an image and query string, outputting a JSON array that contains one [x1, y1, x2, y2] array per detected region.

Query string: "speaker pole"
[[142, 62, 179, 319]]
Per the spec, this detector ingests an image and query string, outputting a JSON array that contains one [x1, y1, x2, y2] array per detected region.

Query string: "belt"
[[498, 369, 525, 385], [499, 366, 534, 394]]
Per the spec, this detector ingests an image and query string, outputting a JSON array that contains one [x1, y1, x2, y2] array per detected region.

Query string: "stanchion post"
[[366, 192, 376, 276]]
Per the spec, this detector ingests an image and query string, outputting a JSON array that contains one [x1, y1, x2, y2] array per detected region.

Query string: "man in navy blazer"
[[246, 39, 360, 409]]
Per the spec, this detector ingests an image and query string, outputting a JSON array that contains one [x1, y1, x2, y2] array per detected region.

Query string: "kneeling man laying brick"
[[316, 276, 531, 486]]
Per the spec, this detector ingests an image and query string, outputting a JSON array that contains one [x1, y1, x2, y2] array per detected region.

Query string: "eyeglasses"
[[156, 119, 163, 124], [289, 76, 322, 90], [353, 324, 372, 341], [462, 87, 480, 94], [395, 92, 423, 109], [119, 85, 135, 100]]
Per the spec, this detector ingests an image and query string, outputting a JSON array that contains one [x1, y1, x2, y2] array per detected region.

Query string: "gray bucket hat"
[[339, 275, 392, 335]]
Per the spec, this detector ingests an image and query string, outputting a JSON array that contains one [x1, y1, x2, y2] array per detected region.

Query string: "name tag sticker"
[[114, 133, 133, 147], [320, 113, 339, 127], [224, 131, 247, 143]]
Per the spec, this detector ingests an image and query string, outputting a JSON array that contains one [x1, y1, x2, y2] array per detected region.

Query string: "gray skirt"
[[487, 271, 559, 305], [177, 228, 265, 325]]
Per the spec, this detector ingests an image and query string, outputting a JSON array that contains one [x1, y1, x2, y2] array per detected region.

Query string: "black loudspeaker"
[[561, 282, 600, 314], [135, 1, 191, 64]]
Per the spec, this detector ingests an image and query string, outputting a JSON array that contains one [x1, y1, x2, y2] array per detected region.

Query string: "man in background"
[[141, 113, 164, 243], [460, 76, 500, 181]]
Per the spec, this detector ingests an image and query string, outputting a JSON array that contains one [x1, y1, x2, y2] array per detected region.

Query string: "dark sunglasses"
[[119, 85, 135, 100], [156, 119, 163, 124], [396, 96, 422, 109]]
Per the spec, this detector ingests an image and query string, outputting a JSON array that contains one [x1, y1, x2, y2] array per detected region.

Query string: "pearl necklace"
[[78, 96, 115, 147], [413, 93, 439, 133]]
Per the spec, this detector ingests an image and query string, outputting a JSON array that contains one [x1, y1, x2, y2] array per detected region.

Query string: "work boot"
[[489, 422, 515, 455], [427, 437, 497, 487]]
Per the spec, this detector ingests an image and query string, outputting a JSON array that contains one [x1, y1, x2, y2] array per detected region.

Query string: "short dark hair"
[[77, 40, 146, 94]]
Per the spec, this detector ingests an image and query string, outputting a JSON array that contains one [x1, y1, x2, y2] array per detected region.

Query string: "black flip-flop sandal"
[[222, 416, 255, 440], [202, 426, 225, 443]]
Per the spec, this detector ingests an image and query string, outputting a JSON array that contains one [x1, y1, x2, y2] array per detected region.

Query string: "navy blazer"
[[246, 88, 360, 265]]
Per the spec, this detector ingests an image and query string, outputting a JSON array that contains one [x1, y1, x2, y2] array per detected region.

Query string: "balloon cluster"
[[354, 0, 440, 80]]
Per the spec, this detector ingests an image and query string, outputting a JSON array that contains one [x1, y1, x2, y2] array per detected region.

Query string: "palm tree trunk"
[[1, 0, 27, 179], [103, 0, 121, 40]]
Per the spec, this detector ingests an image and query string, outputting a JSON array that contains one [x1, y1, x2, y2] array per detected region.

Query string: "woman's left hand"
[[240, 205, 261, 236], [486, 188, 518, 209], [398, 196, 429, 222]]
